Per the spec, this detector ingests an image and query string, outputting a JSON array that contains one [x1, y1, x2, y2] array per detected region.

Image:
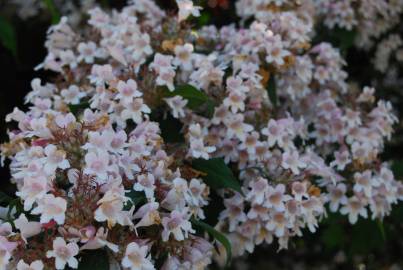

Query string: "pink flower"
[[176, 0, 202, 22], [115, 79, 142, 101], [46, 237, 79, 269], [122, 242, 154, 270], [17, 260, 44, 270], [281, 150, 306, 175], [32, 194, 67, 225], [84, 151, 110, 181], [161, 209, 194, 241]]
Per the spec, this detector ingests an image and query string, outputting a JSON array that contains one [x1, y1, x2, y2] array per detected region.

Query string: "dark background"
[[0, 1, 402, 269]]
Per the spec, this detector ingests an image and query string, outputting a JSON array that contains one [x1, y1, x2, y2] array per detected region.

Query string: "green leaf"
[[160, 114, 185, 143], [0, 191, 13, 205], [377, 219, 386, 241], [124, 190, 146, 211], [77, 249, 109, 270], [191, 218, 232, 266], [42, 0, 61, 24], [391, 160, 403, 179], [321, 223, 344, 250], [192, 158, 243, 194], [0, 16, 17, 58], [165, 84, 210, 110], [68, 101, 90, 116], [267, 74, 277, 107]]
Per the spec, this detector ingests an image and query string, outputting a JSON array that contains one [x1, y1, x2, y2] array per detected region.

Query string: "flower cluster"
[[1, 0, 402, 269]]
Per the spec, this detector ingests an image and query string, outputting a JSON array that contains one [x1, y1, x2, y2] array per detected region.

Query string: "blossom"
[[54, 113, 76, 129], [46, 237, 79, 269], [61, 85, 86, 105], [16, 260, 44, 270], [281, 150, 307, 175], [43, 144, 70, 175], [326, 183, 348, 212], [14, 213, 42, 242], [84, 151, 110, 181], [176, 0, 202, 22], [77, 41, 99, 63], [224, 113, 253, 141], [89, 64, 114, 86], [16, 175, 48, 211], [340, 196, 368, 224], [80, 227, 119, 253], [31, 194, 67, 224], [0, 236, 17, 270], [164, 96, 188, 118], [94, 190, 131, 227], [161, 209, 194, 241], [173, 43, 194, 70], [261, 119, 285, 147], [121, 242, 155, 270], [115, 79, 142, 101], [134, 173, 156, 199], [121, 98, 151, 124]]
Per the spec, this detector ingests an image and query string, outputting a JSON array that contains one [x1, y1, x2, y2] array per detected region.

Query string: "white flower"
[[84, 151, 110, 181], [176, 0, 202, 22], [133, 202, 161, 229], [164, 96, 188, 118], [264, 184, 289, 212], [161, 209, 194, 241], [94, 190, 131, 228], [14, 213, 42, 242], [0, 236, 17, 270], [327, 183, 348, 212], [115, 79, 142, 101], [121, 242, 154, 270], [43, 144, 70, 175], [77, 41, 99, 63], [189, 138, 216, 160], [224, 113, 253, 141], [16, 175, 48, 211], [340, 196, 368, 224], [121, 98, 151, 124], [54, 113, 76, 129], [173, 43, 194, 70], [31, 194, 67, 225], [265, 211, 289, 237], [17, 259, 44, 270], [61, 85, 86, 105], [261, 119, 284, 147], [46, 237, 79, 269], [353, 170, 379, 197], [223, 89, 246, 113], [134, 173, 156, 199], [89, 64, 114, 86], [281, 150, 306, 175], [80, 227, 119, 253]]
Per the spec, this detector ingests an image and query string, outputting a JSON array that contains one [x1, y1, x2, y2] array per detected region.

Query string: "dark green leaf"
[[0, 191, 13, 205], [321, 223, 344, 250], [191, 218, 232, 266], [377, 219, 386, 241], [165, 84, 210, 110], [350, 219, 384, 255], [124, 190, 146, 211], [267, 74, 277, 107], [77, 249, 109, 270], [192, 158, 243, 194], [159, 114, 185, 143], [391, 160, 403, 179], [42, 0, 61, 24], [68, 101, 90, 116], [0, 16, 17, 58]]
